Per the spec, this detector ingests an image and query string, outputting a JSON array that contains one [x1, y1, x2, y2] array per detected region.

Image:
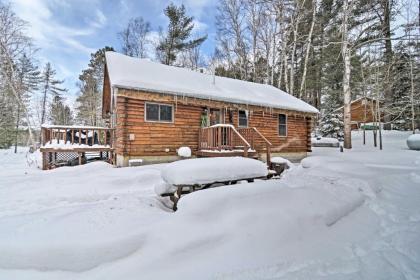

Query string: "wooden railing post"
[[198, 128, 202, 150], [217, 126, 222, 151]]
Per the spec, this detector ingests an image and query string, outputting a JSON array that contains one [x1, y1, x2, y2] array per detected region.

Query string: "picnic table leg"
[[171, 186, 184, 211]]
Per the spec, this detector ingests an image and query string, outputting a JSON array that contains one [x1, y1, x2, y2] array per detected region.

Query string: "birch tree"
[[342, 0, 352, 149], [0, 3, 37, 147]]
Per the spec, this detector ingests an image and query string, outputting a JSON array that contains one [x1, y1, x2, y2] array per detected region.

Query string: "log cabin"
[[334, 97, 382, 130], [102, 52, 319, 167]]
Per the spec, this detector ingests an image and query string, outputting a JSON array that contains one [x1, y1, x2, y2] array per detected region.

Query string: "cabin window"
[[145, 103, 173, 122], [278, 114, 287, 136], [238, 110, 248, 127]]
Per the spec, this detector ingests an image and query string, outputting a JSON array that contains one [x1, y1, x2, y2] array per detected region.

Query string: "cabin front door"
[[209, 108, 229, 146], [209, 108, 224, 126]]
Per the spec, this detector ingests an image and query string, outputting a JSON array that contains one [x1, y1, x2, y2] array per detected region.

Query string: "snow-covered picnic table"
[[159, 157, 269, 210], [311, 136, 340, 147]]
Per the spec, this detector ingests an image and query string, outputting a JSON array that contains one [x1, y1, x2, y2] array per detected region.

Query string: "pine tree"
[[39, 62, 66, 126], [75, 47, 114, 126], [50, 95, 73, 125], [156, 3, 207, 65], [318, 94, 344, 139], [14, 53, 40, 152]]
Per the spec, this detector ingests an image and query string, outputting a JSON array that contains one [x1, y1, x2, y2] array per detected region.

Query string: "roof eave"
[[111, 84, 319, 115]]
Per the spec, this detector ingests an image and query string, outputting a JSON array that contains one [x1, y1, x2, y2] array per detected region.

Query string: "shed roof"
[[105, 52, 319, 114]]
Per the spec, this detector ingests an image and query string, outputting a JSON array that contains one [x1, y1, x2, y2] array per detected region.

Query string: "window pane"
[[279, 125, 287, 136], [238, 110, 248, 127], [239, 118, 247, 127], [160, 105, 173, 122], [146, 104, 159, 121], [279, 114, 286, 125]]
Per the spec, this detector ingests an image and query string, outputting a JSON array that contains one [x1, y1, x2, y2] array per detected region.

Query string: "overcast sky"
[[10, 0, 217, 105]]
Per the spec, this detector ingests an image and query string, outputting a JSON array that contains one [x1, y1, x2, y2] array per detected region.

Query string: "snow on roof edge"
[[105, 52, 319, 115], [112, 83, 319, 114]]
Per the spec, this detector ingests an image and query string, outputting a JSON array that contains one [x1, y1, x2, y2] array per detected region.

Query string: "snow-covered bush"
[[318, 112, 344, 139], [406, 134, 420, 150], [177, 147, 191, 158]]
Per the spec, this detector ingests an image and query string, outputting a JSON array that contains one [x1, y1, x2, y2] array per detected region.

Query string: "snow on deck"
[[41, 139, 111, 150], [41, 124, 110, 130], [0, 130, 419, 279], [105, 52, 319, 114]]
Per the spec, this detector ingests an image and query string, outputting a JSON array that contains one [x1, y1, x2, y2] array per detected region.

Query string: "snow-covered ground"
[[0, 131, 419, 279]]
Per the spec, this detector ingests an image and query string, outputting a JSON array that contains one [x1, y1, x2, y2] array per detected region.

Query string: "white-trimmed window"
[[145, 103, 173, 122], [278, 114, 287, 136], [238, 110, 248, 127]]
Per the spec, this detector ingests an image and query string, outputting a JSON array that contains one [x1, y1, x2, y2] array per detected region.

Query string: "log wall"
[[114, 89, 314, 158]]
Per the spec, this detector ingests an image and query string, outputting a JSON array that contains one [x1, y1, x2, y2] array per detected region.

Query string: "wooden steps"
[[196, 150, 258, 158]]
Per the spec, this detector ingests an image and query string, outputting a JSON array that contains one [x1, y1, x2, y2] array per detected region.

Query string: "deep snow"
[[0, 131, 419, 279]]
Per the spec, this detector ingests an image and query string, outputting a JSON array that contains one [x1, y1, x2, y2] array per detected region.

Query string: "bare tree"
[[289, 0, 306, 96], [216, 0, 249, 79], [299, 0, 317, 99], [118, 17, 151, 58], [245, 0, 262, 82], [0, 3, 37, 147]]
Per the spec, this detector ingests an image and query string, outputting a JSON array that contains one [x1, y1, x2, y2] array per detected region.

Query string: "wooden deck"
[[40, 125, 115, 170], [196, 150, 258, 158]]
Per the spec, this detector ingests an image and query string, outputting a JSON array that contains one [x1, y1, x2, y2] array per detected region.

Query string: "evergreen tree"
[[318, 94, 344, 139], [50, 95, 73, 125], [39, 62, 66, 126], [75, 46, 114, 126], [156, 3, 207, 65], [14, 53, 40, 152]]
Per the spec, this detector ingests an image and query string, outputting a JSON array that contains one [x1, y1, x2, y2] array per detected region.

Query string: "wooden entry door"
[[209, 108, 224, 126]]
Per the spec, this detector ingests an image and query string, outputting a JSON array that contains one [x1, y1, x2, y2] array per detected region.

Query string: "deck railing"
[[198, 124, 251, 157], [238, 127, 272, 165], [41, 125, 114, 147], [40, 125, 115, 170]]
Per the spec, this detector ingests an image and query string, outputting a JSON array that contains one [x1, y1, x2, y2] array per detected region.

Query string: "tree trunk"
[[382, 0, 393, 130], [342, 0, 352, 149], [14, 103, 20, 153], [409, 48, 415, 133], [299, 0, 317, 99], [40, 84, 48, 125]]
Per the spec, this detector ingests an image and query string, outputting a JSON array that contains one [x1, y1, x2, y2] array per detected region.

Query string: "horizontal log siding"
[[116, 97, 202, 156], [115, 89, 313, 157], [350, 99, 378, 123]]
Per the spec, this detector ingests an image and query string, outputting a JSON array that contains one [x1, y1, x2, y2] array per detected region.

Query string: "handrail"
[[237, 127, 272, 166], [251, 127, 272, 146], [206, 124, 251, 147], [198, 124, 251, 156]]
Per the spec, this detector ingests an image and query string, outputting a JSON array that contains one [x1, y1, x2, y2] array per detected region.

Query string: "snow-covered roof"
[[105, 52, 319, 114]]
